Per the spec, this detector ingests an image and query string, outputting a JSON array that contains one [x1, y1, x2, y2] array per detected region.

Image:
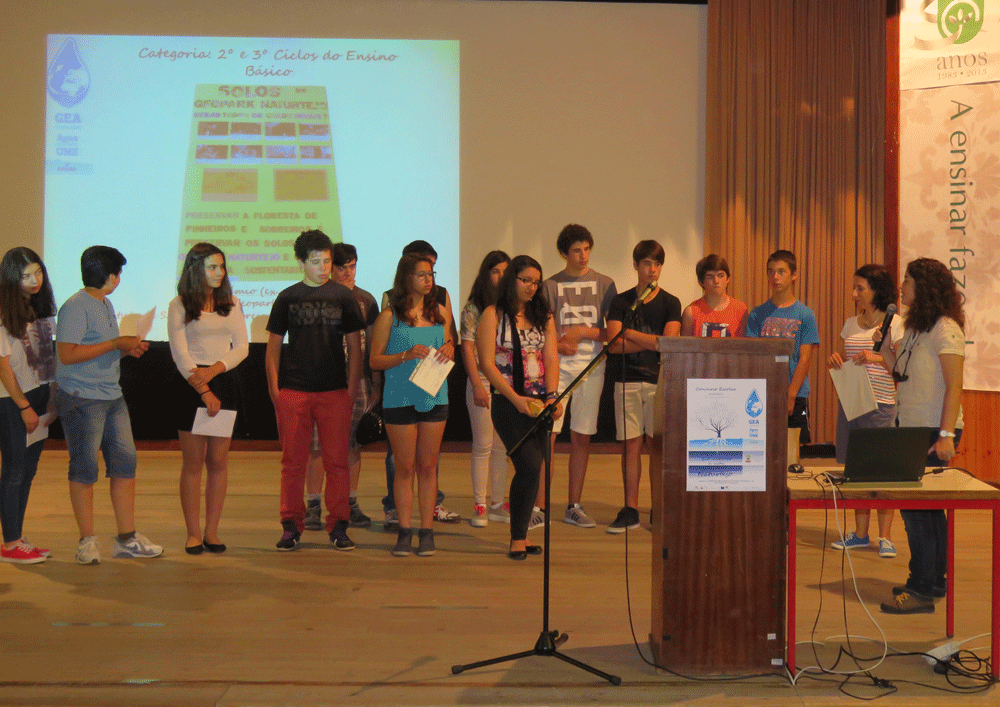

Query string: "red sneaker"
[[1, 541, 46, 564], [21, 538, 51, 557]]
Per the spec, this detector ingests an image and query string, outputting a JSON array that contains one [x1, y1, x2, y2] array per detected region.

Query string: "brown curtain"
[[706, 0, 887, 447]]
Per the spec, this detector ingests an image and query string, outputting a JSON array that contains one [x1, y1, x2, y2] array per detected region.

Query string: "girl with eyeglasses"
[[370, 253, 454, 557], [874, 258, 965, 615], [476, 255, 562, 559]]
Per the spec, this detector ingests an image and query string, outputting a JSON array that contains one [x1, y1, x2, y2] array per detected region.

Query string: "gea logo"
[[930, 0, 984, 45], [47, 38, 90, 108]]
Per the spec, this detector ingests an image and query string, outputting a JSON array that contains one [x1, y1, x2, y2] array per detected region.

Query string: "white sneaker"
[[432, 504, 461, 523], [564, 503, 596, 528], [77, 536, 101, 565], [488, 502, 511, 523], [112, 532, 163, 559], [527, 507, 546, 531], [470, 504, 488, 528]]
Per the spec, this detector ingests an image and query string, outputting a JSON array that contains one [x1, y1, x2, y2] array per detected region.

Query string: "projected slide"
[[180, 84, 341, 281], [45, 35, 459, 340]]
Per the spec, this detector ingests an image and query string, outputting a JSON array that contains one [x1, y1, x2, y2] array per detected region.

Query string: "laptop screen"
[[842, 427, 931, 483]]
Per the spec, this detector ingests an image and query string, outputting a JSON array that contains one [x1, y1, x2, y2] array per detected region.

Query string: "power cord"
[[793, 471, 891, 682], [790, 471, 995, 694]]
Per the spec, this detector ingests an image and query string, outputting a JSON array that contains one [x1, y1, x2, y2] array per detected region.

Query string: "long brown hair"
[[178, 242, 234, 323], [496, 255, 549, 329], [466, 250, 510, 312], [389, 253, 444, 327], [904, 258, 964, 333], [0, 247, 56, 339]]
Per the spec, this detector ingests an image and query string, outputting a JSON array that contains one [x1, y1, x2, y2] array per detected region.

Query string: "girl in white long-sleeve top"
[[0, 248, 58, 564], [168, 243, 249, 555]]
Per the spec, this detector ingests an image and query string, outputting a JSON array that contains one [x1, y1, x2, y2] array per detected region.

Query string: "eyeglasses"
[[517, 277, 541, 288], [414, 271, 436, 281], [891, 333, 919, 383]]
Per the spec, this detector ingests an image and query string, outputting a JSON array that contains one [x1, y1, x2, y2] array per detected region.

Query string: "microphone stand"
[[451, 287, 652, 684]]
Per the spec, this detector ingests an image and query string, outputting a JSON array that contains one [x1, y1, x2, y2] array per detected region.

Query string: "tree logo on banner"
[[920, 0, 986, 46]]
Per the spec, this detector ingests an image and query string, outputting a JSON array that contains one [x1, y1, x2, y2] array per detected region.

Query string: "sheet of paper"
[[26, 415, 51, 447], [828, 363, 877, 421], [134, 307, 156, 341], [408, 347, 455, 397], [192, 408, 237, 438]]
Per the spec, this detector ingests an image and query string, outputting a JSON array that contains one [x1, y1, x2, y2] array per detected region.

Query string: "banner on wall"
[[900, 0, 1000, 90], [900, 2, 1000, 391]]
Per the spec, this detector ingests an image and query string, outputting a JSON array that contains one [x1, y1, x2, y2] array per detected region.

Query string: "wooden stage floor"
[[0, 449, 995, 705]]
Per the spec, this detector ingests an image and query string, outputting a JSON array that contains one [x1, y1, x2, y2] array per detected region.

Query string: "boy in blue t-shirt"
[[57, 246, 163, 565], [746, 249, 819, 443]]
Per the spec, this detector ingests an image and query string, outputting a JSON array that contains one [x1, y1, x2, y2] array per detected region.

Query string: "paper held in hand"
[[26, 414, 51, 447], [192, 408, 237, 438], [408, 347, 454, 397], [119, 307, 156, 340], [828, 363, 877, 421]]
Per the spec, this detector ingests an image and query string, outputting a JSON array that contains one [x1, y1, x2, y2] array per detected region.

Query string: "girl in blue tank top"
[[382, 314, 448, 411], [370, 253, 454, 558]]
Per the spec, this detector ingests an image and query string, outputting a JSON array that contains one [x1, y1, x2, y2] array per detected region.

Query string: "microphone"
[[873, 303, 898, 352], [630, 281, 658, 312]]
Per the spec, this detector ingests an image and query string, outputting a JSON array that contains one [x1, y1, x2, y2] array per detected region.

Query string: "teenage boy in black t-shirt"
[[265, 230, 365, 552], [604, 240, 681, 533]]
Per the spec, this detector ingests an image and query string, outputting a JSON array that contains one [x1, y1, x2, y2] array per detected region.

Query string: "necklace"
[[858, 310, 882, 330]]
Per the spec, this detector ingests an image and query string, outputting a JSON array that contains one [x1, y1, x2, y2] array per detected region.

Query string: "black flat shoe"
[[525, 545, 542, 555], [185, 544, 204, 555], [507, 550, 528, 560], [203, 539, 227, 553]]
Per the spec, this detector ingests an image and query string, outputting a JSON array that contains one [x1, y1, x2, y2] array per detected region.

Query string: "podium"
[[649, 337, 792, 674]]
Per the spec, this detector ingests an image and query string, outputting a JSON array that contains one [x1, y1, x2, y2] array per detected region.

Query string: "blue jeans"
[[899, 427, 963, 598], [381, 439, 445, 512], [0, 385, 49, 543], [57, 390, 137, 484]]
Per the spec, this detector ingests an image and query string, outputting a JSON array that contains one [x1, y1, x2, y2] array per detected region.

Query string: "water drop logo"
[[931, 0, 985, 45], [47, 38, 91, 108], [745, 389, 762, 418]]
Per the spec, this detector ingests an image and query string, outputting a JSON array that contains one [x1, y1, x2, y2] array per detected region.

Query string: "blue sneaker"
[[877, 537, 897, 558], [831, 531, 869, 550]]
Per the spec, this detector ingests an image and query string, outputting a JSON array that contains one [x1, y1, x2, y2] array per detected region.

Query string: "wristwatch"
[[939, 430, 956, 438]]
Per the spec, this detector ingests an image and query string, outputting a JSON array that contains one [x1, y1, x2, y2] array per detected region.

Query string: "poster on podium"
[[686, 378, 766, 492]]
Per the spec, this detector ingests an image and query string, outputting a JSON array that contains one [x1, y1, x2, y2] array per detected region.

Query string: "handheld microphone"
[[630, 281, 658, 312], [873, 303, 897, 352]]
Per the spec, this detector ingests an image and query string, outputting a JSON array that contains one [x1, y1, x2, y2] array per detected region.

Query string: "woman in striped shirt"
[[826, 264, 904, 558]]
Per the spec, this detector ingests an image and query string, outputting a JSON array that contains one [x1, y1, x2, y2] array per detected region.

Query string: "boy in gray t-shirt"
[[533, 224, 617, 530]]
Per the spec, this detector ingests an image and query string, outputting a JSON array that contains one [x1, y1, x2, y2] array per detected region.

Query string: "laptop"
[[841, 427, 930, 485]]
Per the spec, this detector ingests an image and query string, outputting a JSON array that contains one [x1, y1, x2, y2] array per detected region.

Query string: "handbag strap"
[[502, 310, 526, 396]]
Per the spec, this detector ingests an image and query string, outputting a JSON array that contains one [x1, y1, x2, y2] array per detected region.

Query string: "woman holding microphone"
[[876, 258, 965, 615]]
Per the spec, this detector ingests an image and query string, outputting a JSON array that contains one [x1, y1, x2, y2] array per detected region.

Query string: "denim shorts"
[[56, 389, 137, 484], [383, 404, 448, 426]]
